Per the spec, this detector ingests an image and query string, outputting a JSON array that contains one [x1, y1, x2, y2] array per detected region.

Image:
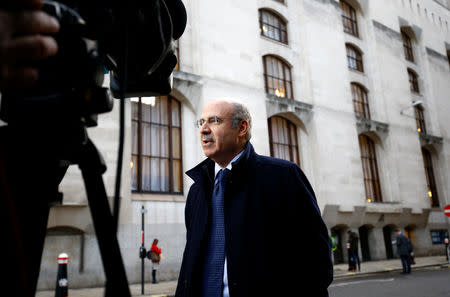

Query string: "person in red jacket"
[[150, 239, 162, 283]]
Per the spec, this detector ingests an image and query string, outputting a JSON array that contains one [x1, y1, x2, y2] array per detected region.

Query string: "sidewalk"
[[333, 255, 449, 279], [36, 256, 449, 297], [36, 281, 179, 297]]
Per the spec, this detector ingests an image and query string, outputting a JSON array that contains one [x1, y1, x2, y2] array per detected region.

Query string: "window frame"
[[268, 116, 300, 166], [402, 31, 414, 62], [408, 69, 420, 93], [422, 148, 439, 207], [131, 96, 183, 194], [340, 0, 359, 37], [263, 55, 294, 99], [259, 9, 288, 44], [430, 230, 449, 244], [414, 105, 426, 134], [346, 44, 364, 72], [351, 83, 370, 119], [359, 134, 383, 203]]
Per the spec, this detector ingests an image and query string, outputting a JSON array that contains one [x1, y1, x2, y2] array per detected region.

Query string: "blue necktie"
[[202, 168, 230, 297]]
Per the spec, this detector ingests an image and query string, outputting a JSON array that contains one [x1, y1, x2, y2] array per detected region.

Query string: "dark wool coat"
[[396, 233, 412, 256], [175, 142, 333, 297]]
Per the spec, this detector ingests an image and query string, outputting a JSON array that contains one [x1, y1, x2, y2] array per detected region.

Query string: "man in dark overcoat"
[[395, 229, 412, 274], [175, 100, 333, 297]]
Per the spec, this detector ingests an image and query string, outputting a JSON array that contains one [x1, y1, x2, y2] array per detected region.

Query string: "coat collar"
[[186, 141, 255, 185]]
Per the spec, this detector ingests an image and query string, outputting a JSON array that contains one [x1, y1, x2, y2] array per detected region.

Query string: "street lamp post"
[[139, 205, 148, 295]]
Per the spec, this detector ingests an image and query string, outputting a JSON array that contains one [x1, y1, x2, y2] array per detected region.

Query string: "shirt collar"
[[214, 149, 244, 179]]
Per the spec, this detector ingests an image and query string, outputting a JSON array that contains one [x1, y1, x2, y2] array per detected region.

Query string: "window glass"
[[259, 9, 288, 44], [359, 135, 382, 203], [351, 83, 370, 119], [346, 45, 364, 72], [131, 96, 183, 194], [268, 116, 300, 166], [263, 55, 293, 99], [340, 1, 359, 37], [430, 230, 448, 244]]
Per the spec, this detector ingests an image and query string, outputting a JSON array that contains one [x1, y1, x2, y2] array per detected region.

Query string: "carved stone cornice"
[[356, 116, 389, 141], [419, 132, 443, 147], [265, 95, 313, 129]]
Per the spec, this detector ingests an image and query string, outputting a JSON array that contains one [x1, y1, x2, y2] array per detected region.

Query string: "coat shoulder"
[[254, 154, 298, 171]]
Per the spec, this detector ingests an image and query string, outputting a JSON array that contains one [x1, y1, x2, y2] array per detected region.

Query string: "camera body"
[[0, 0, 186, 127]]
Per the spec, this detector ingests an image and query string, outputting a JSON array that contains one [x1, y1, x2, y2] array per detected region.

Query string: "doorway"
[[331, 226, 347, 264], [358, 225, 372, 261], [383, 225, 395, 259]]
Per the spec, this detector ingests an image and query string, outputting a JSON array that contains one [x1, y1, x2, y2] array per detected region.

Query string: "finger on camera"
[[14, 10, 59, 35], [0, 66, 38, 90], [5, 35, 58, 63]]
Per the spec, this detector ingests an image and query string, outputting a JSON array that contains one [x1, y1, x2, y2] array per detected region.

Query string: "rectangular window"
[[340, 1, 359, 37], [414, 106, 426, 134], [422, 149, 439, 207], [430, 230, 449, 244], [402, 32, 414, 62], [359, 135, 382, 203], [408, 70, 420, 93], [131, 96, 183, 194]]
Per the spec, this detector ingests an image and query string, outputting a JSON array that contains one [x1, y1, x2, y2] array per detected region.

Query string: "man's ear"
[[238, 120, 249, 137]]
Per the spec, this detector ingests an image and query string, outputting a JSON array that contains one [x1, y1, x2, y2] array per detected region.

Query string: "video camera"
[[0, 0, 187, 127], [0, 1, 186, 296]]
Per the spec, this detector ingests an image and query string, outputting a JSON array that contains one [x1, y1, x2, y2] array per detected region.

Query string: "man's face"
[[200, 101, 242, 166]]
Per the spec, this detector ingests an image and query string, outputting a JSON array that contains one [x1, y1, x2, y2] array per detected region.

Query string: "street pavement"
[[329, 267, 450, 297], [36, 255, 449, 297]]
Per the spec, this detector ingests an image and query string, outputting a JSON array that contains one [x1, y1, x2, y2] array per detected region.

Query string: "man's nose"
[[200, 123, 210, 133]]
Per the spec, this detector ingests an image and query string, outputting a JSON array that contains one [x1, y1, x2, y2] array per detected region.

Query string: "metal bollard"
[[55, 253, 69, 297]]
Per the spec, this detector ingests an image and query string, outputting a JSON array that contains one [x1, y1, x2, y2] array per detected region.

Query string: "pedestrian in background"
[[150, 238, 162, 283], [395, 229, 412, 274], [349, 231, 361, 272], [346, 239, 355, 272]]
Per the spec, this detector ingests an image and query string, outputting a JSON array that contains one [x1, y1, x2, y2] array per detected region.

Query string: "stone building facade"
[[35, 0, 450, 289]]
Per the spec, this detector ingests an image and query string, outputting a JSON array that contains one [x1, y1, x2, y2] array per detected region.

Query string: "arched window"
[[421, 148, 439, 207], [268, 116, 300, 165], [340, 1, 359, 37], [414, 105, 426, 134], [346, 44, 364, 72], [402, 31, 414, 62], [408, 69, 419, 93], [351, 83, 370, 119], [263, 55, 293, 99], [259, 9, 288, 44], [358, 135, 382, 203], [131, 96, 183, 194]]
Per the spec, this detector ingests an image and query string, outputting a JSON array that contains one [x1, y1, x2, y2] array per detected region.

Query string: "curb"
[[333, 262, 449, 280]]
